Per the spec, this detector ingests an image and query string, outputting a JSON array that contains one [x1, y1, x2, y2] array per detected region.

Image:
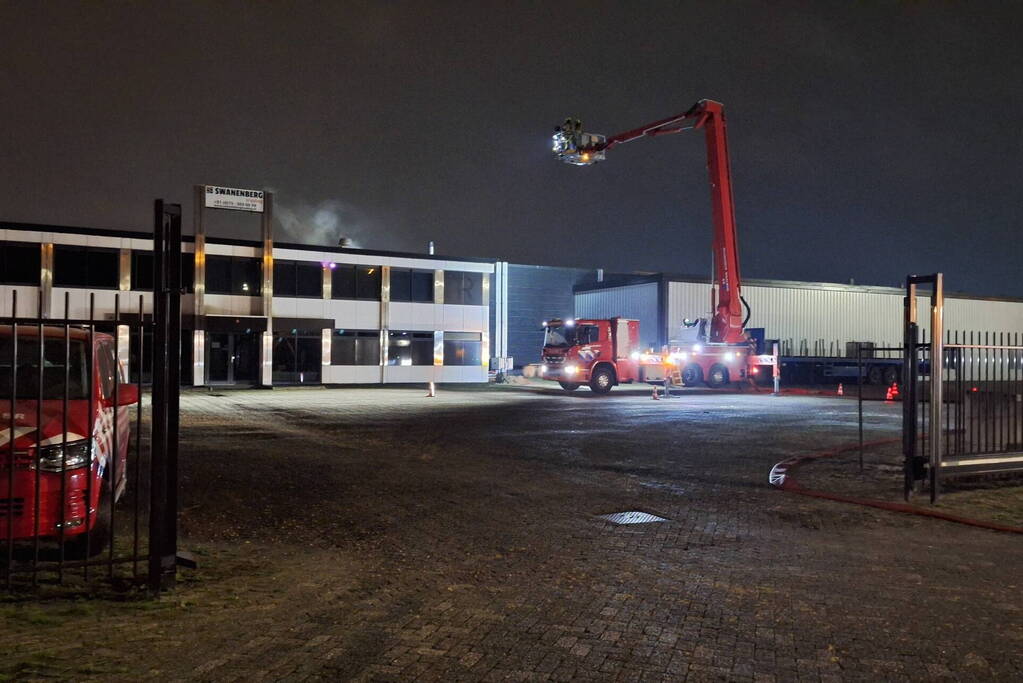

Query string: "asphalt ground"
[[1, 383, 1021, 681]]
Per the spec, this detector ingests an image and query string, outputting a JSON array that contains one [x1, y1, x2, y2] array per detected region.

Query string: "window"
[[356, 266, 380, 300], [330, 330, 379, 365], [54, 245, 119, 289], [387, 331, 435, 366], [273, 261, 322, 298], [443, 332, 482, 366], [131, 250, 195, 292], [390, 269, 434, 303], [330, 265, 356, 299], [330, 264, 380, 300], [0, 337, 89, 399], [272, 328, 322, 383], [96, 342, 117, 400], [295, 262, 321, 297], [576, 324, 600, 345], [443, 271, 483, 305], [206, 255, 261, 296], [231, 257, 261, 296], [0, 241, 40, 285], [131, 251, 153, 290]]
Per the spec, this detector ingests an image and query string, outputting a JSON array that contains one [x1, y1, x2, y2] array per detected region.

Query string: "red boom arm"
[[587, 100, 746, 344]]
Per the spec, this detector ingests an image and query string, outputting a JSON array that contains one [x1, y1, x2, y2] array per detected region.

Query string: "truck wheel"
[[706, 363, 730, 388], [558, 381, 580, 392], [589, 367, 615, 394], [63, 484, 111, 559], [681, 363, 703, 386], [867, 365, 883, 385], [882, 366, 899, 386]]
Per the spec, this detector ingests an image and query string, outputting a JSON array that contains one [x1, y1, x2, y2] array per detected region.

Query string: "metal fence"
[[0, 200, 181, 592], [903, 274, 1023, 501]]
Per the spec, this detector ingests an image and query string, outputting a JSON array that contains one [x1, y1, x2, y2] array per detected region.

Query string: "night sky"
[[2, 2, 1021, 296]]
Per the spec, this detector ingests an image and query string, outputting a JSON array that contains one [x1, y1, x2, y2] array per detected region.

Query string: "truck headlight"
[[564, 364, 578, 376], [540, 364, 548, 374], [33, 440, 92, 473]]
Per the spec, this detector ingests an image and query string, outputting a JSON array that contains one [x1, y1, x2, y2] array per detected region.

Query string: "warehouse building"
[[575, 273, 1023, 354]]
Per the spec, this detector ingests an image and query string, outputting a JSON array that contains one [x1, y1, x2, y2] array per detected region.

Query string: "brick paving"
[[1, 385, 1021, 681]]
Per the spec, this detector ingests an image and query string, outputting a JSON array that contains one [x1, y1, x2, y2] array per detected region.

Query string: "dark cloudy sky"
[[2, 1, 1021, 296]]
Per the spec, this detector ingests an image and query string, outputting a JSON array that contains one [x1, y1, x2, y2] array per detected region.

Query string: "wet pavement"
[[1, 383, 1021, 681]]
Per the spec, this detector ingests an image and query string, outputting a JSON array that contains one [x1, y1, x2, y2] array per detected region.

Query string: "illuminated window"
[[387, 331, 434, 365], [443, 332, 482, 366]]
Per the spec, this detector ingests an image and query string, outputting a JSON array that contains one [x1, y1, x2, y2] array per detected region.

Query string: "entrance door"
[[207, 332, 259, 385]]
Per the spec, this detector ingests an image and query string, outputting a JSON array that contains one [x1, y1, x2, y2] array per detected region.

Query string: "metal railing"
[[903, 273, 1023, 501], [1, 291, 150, 588], [0, 200, 182, 592]]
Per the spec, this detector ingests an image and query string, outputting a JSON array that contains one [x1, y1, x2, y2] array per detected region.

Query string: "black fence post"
[[149, 200, 181, 593]]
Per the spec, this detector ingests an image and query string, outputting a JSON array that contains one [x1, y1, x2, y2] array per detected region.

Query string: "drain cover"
[[598, 511, 667, 525]]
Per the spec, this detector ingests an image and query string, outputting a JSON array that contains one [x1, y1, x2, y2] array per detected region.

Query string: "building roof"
[[0, 221, 494, 264]]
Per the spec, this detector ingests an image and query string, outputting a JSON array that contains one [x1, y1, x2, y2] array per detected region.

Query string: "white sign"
[[204, 185, 264, 213]]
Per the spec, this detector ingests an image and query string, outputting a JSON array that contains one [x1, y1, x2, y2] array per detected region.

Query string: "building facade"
[[0, 222, 493, 386], [576, 274, 1023, 354]]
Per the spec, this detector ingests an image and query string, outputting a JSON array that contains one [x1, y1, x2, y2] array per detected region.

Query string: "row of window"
[[330, 330, 482, 367], [0, 242, 484, 304]]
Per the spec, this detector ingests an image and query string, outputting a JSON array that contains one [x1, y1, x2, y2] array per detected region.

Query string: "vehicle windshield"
[[544, 323, 598, 348], [0, 337, 90, 399], [544, 324, 575, 348]]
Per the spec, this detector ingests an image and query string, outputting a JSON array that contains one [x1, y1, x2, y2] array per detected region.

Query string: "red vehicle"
[[550, 99, 777, 390], [540, 317, 645, 393], [0, 326, 137, 556]]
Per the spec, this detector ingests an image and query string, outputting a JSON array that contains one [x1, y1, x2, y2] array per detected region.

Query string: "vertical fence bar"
[[133, 296, 143, 579], [857, 343, 863, 471], [6, 291, 17, 589], [84, 294, 95, 577], [903, 279, 918, 501], [58, 293, 70, 581], [31, 295, 44, 586], [109, 295, 120, 578]]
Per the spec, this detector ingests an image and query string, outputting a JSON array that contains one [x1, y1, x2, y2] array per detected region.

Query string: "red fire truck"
[[0, 326, 137, 556], [545, 99, 777, 392], [540, 317, 646, 393]]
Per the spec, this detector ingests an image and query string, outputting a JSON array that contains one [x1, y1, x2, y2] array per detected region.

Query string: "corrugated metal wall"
[[666, 280, 1023, 355], [493, 264, 594, 367], [575, 279, 1023, 356], [575, 282, 661, 349]]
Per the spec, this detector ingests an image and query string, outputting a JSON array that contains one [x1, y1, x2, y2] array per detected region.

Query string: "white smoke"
[[275, 198, 370, 248]]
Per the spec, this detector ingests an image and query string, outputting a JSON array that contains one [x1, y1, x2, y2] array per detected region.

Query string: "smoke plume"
[[274, 198, 371, 248]]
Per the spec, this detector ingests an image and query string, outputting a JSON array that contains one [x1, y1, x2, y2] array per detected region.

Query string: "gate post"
[[150, 200, 182, 593], [929, 274, 944, 502], [903, 281, 919, 500]]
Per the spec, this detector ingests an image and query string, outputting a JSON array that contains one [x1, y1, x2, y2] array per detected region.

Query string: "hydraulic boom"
[[552, 100, 746, 344]]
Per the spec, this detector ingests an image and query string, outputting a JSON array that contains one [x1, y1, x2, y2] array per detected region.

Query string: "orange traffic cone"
[[652, 387, 660, 400], [890, 382, 900, 399], [837, 383, 844, 396], [885, 383, 894, 401]]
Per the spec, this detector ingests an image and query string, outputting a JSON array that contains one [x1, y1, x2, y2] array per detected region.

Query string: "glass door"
[[207, 333, 231, 383]]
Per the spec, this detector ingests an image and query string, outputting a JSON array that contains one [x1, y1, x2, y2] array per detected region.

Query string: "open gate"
[[903, 273, 1023, 502], [1, 200, 182, 593]]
